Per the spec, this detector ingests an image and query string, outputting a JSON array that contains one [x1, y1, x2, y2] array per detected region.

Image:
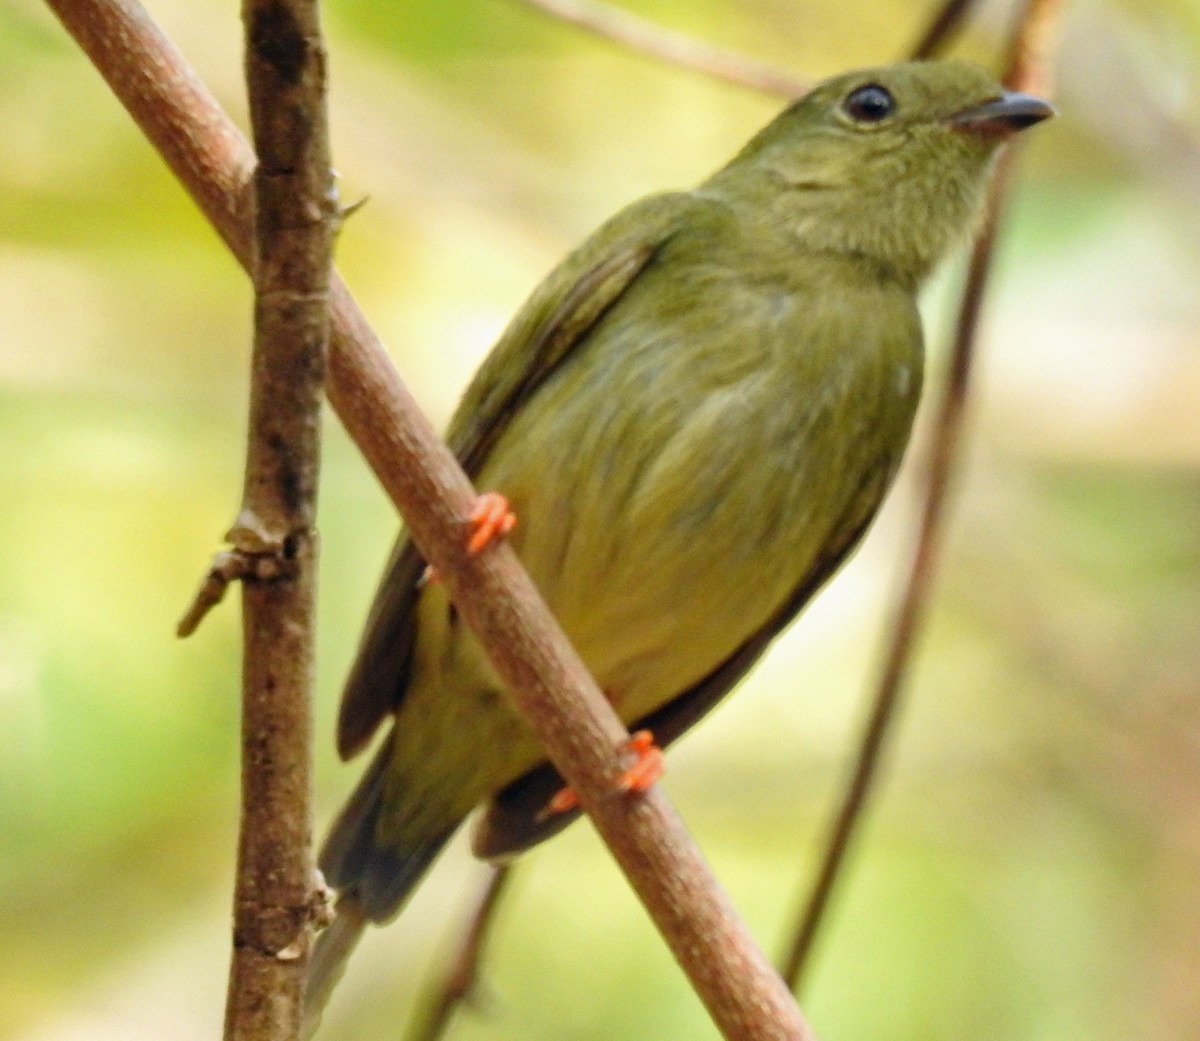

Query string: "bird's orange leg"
[[544, 730, 665, 816], [421, 492, 517, 585]]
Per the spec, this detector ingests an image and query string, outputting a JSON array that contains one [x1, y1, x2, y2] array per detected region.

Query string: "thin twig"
[[512, 0, 806, 97], [177, 549, 290, 637], [1003, 0, 1066, 97], [909, 0, 981, 60], [780, 0, 1067, 992], [221, 1, 336, 1039], [781, 184, 1005, 989], [403, 867, 515, 1041], [44, 3, 817, 1039]]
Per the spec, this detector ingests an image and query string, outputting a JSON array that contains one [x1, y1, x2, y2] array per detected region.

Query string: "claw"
[[418, 493, 516, 588], [544, 784, 581, 817], [466, 492, 516, 556], [616, 730, 664, 794], [541, 730, 664, 819]]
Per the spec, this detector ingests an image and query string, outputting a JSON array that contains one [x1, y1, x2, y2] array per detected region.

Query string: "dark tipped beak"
[[950, 91, 1056, 136]]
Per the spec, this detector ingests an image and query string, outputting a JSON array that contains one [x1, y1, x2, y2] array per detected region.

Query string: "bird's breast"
[[480, 261, 920, 721]]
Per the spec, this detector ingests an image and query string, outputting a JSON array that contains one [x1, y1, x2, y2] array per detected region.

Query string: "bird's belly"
[[551, 479, 820, 723], [499, 376, 865, 725], [389, 395, 821, 830], [397, 269, 919, 809]]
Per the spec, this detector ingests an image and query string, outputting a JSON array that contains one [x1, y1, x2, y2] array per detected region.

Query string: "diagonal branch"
[[780, 0, 1068, 993], [403, 867, 516, 1041], [512, 0, 806, 97], [909, 0, 982, 60], [43, 3, 817, 1039]]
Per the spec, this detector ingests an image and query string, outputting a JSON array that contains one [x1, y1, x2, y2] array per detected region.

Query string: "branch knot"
[[176, 539, 306, 637]]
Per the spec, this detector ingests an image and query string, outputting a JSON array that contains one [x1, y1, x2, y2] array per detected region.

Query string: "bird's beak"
[[950, 91, 1056, 136]]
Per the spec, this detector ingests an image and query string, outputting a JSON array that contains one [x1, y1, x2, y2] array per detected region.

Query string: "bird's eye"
[[842, 84, 896, 124]]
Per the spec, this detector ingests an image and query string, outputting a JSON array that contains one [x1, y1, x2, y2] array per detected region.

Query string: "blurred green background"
[[2, 0, 1198, 1039]]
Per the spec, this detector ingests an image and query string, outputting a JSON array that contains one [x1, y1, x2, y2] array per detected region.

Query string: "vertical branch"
[[779, 0, 1067, 993], [224, 2, 336, 1040]]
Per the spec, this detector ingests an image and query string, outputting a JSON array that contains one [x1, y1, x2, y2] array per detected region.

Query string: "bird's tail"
[[303, 731, 459, 1036], [303, 895, 368, 1040]]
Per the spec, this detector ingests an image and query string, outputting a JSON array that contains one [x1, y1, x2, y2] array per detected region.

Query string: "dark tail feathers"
[[318, 730, 458, 922], [304, 732, 458, 1035]]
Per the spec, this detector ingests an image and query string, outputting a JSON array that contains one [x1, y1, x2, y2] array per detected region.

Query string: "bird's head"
[[706, 60, 1055, 286]]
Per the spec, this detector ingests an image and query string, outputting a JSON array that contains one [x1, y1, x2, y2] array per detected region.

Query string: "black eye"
[[842, 84, 895, 124]]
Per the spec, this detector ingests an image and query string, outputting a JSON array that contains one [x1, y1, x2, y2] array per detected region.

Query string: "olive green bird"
[[305, 59, 1052, 1023]]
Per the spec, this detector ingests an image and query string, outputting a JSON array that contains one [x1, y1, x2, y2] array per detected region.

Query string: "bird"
[[304, 58, 1053, 1027]]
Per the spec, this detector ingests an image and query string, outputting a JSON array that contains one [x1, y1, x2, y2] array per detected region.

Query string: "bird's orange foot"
[[543, 730, 664, 817], [617, 730, 665, 794], [465, 492, 517, 555], [420, 492, 517, 586]]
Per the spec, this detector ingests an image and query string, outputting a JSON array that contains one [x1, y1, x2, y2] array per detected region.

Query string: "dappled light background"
[[2, 0, 1198, 1039]]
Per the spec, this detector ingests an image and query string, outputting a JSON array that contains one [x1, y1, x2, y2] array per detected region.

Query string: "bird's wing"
[[472, 463, 892, 859], [335, 192, 698, 760]]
